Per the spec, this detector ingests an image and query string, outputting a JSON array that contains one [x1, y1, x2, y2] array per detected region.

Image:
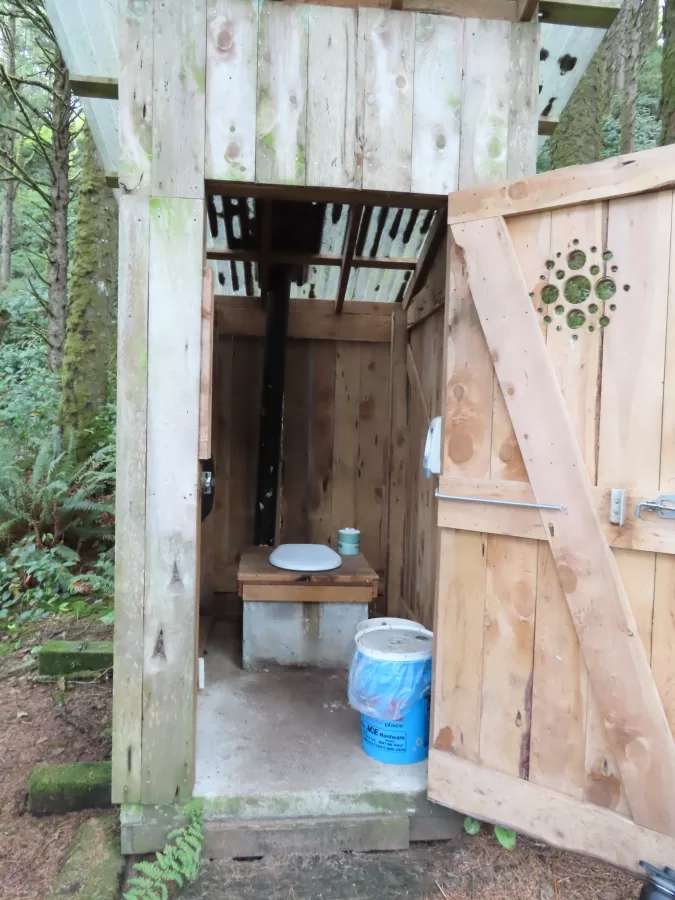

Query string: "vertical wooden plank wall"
[[212, 336, 264, 594], [112, 0, 153, 806], [306, 8, 358, 189], [653, 193, 675, 739], [591, 192, 673, 813], [206, 0, 259, 182], [210, 337, 394, 600], [204, 1, 539, 197], [411, 16, 463, 195], [256, 2, 308, 185], [429, 17, 538, 761], [113, 0, 207, 806]]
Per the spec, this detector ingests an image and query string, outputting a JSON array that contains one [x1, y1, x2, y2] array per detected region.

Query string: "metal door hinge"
[[434, 490, 566, 512], [635, 494, 675, 519]]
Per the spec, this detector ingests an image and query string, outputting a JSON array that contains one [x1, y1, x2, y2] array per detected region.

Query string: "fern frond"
[[131, 861, 163, 881]]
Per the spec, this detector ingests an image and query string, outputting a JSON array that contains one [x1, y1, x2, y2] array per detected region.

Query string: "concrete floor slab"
[[194, 622, 428, 815]]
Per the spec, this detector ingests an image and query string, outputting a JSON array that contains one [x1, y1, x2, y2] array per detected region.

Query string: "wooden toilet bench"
[[237, 547, 379, 604]]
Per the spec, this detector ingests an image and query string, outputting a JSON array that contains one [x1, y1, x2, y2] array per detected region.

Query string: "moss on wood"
[[46, 815, 123, 900], [28, 761, 112, 815], [37, 640, 113, 676], [59, 124, 118, 460], [663, 0, 675, 144]]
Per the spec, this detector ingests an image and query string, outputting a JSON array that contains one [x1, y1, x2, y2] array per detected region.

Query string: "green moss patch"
[[47, 815, 123, 900], [28, 761, 112, 815], [37, 640, 113, 676]]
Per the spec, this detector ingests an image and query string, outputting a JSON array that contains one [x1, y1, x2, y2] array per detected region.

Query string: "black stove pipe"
[[254, 264, 291, 546]]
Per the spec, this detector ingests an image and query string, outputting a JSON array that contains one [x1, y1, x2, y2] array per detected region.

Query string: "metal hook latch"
[[201, 470, 214, 496], [635, 494, 675, 519]]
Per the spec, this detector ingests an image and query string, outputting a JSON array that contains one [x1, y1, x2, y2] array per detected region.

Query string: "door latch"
[[609, 488, 626, 526], [201, 470, 214, 495], [635, 494, 675, 519]]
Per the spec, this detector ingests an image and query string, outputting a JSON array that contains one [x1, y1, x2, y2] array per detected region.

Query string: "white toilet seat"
[[268, 543, 343, 572]]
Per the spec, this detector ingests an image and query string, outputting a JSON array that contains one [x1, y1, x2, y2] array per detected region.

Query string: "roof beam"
[[335, 204, 363, 314], [206, 248, 418, 271], [538, 115, 560, 136], [517, 0, 539, 20], [70, 75, 119, 100], [539, 0, 620, 26], [401, 210, 446, 311], [216, 295, 402, 342], [265, 0, 619, 27]]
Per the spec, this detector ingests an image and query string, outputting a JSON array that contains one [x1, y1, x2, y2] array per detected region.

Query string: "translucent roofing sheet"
[[206, 195, 435, 303]]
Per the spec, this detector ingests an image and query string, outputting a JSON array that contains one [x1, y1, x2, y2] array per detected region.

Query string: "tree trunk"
[[60, 124, 118, 459], [618, 0, 655, 154], [47, 47, 71, 372], [619, 6, 640, 153], [663, 0, 675, 145], [550, 44, 609, 168], [1, 15, 16, 290]]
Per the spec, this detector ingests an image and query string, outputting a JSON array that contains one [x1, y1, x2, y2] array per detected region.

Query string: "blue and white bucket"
[[349, 624, 433, 765]]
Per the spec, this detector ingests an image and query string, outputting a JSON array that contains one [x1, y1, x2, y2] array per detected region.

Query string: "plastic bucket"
[[351, 624, 433, 765], [361, 698, 430, 764]]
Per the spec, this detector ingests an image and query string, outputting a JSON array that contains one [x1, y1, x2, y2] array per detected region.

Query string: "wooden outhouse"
[[45, 0, 675, 873]]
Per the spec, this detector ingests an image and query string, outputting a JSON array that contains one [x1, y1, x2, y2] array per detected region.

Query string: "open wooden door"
[[428, 145, 675, 872]]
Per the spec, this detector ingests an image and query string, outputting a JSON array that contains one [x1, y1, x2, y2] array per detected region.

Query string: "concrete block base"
[[242, 601, 367, 670]]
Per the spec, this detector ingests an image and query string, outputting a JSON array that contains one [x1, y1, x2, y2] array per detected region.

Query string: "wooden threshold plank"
[[448, 144, 675, 225], [428, 749, 675, 874], [452, 215, 675, 837]]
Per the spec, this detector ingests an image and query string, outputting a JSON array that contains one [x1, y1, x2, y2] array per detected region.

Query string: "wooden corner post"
[[112, 0, 207, 807]]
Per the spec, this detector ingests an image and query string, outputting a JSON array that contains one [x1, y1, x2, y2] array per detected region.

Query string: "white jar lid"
[[355, 625, 433, 661]]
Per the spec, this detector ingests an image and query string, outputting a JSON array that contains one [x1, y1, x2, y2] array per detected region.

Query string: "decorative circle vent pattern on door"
[[530, 245, 626, 338]]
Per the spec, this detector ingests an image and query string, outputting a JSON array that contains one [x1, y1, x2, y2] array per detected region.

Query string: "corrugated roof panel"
[[207, 195, 437, 302]]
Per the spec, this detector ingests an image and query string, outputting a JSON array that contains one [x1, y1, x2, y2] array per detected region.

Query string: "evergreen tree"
[[59, 125, 117, 460], [662, 0, 675, 144]]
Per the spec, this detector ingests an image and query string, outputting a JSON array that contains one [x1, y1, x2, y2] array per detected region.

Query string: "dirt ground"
[[0, 616, 644, 900], [0, 618, 113, 900], [185, 834, 641, 900]]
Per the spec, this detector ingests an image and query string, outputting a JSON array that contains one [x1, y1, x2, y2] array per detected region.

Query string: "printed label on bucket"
[[362, 719, 410, 754], [360, 698, 430, 764]]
